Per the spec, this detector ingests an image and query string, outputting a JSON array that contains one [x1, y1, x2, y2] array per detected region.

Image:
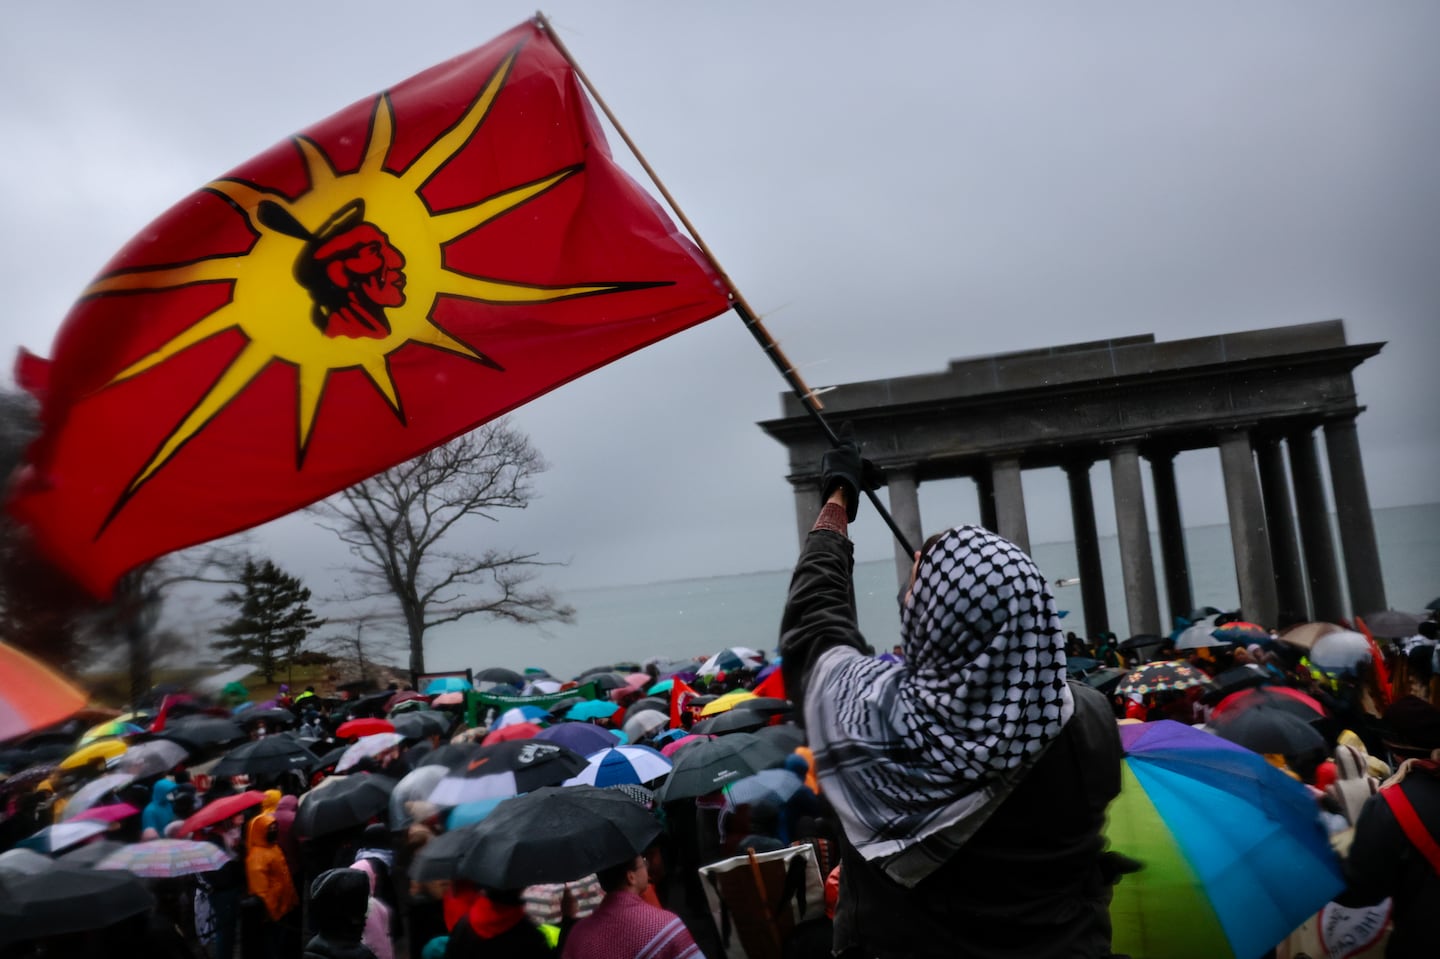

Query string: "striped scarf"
[[805, 525, 1074, 886]]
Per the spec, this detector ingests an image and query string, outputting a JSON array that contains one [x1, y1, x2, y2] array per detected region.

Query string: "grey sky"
[[2, 2, 1436, 640]]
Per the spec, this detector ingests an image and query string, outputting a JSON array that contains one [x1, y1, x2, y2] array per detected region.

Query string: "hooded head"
[[309, 868, 371, 942], [148, 778, 177, 809]]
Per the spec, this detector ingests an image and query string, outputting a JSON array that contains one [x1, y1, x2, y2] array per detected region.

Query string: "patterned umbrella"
[[1117, 662, 1215, 698], [0, 643, 89, 743], [1108, 721, 1343, 959], [563, 745, 673, 787], [97, 838, 231, 877]]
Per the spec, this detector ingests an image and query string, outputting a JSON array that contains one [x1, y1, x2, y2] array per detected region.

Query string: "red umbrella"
[[175, 790, 266, 836], [71, 802, 141, 825], [1211, 686, 1326, 721], [482, 722, 544, 745], [386, 690, 429, 713], [337, 718, 395, 739], [0, 642, 89, 741]]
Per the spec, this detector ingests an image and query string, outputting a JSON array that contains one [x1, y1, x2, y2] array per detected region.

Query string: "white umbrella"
[[335, 732, 404, 772], [563, 745, 673, 787], [59, 772, 137, 821], [116, 740, 189, 779], [389, 765, 449, 827], [525, 679, 563, 695], [1174, 623, 1231, 650], [621, 710, 669, 744]]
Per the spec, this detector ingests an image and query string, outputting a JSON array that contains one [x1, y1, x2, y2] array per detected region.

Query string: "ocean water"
[[428, 503, 1440, 677]]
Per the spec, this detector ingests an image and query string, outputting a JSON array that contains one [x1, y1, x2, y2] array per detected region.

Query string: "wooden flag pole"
[[535, 12, 915, 556]]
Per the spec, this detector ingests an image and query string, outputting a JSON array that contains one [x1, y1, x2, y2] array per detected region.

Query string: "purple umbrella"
[[534, 723, 615, 756]]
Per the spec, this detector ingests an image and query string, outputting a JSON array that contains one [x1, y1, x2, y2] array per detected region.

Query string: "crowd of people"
[[2, 444, 1437, 958]]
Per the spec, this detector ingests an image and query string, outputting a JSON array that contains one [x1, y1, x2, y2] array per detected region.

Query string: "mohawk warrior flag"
[[10, 21, 730, 596]]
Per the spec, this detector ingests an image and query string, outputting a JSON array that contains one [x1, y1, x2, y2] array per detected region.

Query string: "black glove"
[[821, 442, 883, 522]]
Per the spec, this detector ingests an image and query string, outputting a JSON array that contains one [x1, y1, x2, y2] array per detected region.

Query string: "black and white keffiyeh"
[[805, 525, 1073, 885]]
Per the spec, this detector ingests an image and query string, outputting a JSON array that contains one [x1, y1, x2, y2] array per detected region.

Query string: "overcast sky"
[[3, 2, 1437, 640]]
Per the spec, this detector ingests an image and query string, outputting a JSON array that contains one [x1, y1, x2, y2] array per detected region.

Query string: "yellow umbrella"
[[700, 690, 756, 717], [59, 738, 127, 771]]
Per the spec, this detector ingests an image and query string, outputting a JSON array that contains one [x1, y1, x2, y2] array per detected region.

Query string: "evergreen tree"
[[214, 559, 325, 683]]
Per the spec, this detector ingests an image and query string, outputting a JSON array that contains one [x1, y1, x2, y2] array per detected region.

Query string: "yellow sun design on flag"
[[86, 45, 653, 509]]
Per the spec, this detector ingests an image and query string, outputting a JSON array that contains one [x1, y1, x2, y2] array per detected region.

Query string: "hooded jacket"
[[246, 812, 299, 920], [306, 868, 379, 959], [142, 777, 178, 838]]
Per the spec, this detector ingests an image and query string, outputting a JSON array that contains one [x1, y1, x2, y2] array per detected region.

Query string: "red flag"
[[669, 678, 699, 729], [751, 666, 786, 702], [10, 21, 729, 596]]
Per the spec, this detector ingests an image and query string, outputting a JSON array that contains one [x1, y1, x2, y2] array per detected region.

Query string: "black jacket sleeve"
[[778, 528, 872, 722]]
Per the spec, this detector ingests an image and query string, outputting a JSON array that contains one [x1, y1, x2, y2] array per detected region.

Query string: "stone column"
[[1108, 443, 1162, 637], [1149, 450, 1193, 624], [1288, 428, 1346, 622], [990, 457, 1031, 553], [886, 467, 924, 589], [792, 480, 822, 552], [1255, 436, 1310, 625], [1064, 461, 1109, 637], [1323, 416, 1387, 614], [975, 470, 998, 533], [1217, 429, 1280, 628]]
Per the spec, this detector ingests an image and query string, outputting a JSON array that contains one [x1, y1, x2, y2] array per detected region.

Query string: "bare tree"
[[310, 420, 575, 674]]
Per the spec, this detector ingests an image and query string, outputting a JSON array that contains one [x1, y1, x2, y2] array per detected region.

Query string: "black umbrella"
[[751, 723, 806, 752], [454, 785, 661, 888], [1119, 633, 1167, 651], [55, 838, 129, 868], [0, 864, 153, 945], [209, 735, 316, 779], [576, 672, 627, 692], [295, 774, 397, 839], [1081, 668, 1127, 696], [732, 697, 793, 716], [159, 716, 247, 751], [474, 667, 525, 686], [236, 707, 297, 728], [310, 744, 350, 775], [391, 710, 452, 741], [1202, 665, 1271, 703], [655, 733, 790, 802], [1426, 596, 1440, 612], [342, 690, 394, 720], [410, 822, 482, 881], [1360, 609, 1424, 639], [1209, 703, 1326, 757], [691, 710, 770, 736], [428, 740, 588, 806], [416, 743, 483, 769]]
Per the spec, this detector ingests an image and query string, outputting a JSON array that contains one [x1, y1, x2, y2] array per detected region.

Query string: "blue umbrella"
[[534, 723, 615, 756], [564, 746, 672, 787], [424, 676, 472, 695], [447, 798, 505, 829], [564, 701, 618, 722]]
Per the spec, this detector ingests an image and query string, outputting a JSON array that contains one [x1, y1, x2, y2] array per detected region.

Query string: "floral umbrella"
[[97, 838, 231, 877], [1117, 662, 1215, 698]]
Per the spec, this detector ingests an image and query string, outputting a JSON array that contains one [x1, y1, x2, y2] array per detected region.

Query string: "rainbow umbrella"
[[1107, 721, 1344, 959], [78, 720, 144, 744], [97, 838, 231, 878], [0, 643, 89, 742]]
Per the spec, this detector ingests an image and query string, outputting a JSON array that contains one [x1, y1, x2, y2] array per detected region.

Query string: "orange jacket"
[[246, 813, 298, 920]]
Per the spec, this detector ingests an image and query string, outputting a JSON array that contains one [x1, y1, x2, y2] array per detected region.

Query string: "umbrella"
[[621, 710, 670, 743], [454, 785, 661, 888], [1358, 609, 1424, 639], [474, 666, 525, 686], [0, 763, 57, 800], [1065, 657, 1101, 674], [0, 864, 154, 944], [0, 642, 89, 743], [1118, 633, 1166, 651], [1117, 662, 1215, 698], [546, 697, 585, 719], [691, 709, 770, 736], [71, 802, 141, 825], [525, 679, 563, 695], [391, 710, 453, 740], [160, 715, 247, 750], [116, 738, 190, 779], [428, 740, 588, 806], [58, 771, 137, 820], [493, 705, 550, 728], [0, 848, 57, 877], [660, 733, 715, 758], [16, 820, 109, 853], [1082, 668, 1127, 695], [482, 722, 545, 745], [565, 700, 619, 722], [295, 774, 397, 838], [411, 823, 482, 881], [336, 732, 405, 772], [1208, 703, 1327, 757], [176, 790, 267, 835], [1276, 621, 1344, 651], [1202, 665, 1270, 702], [389, 765, 449, 828], [343, 690, 394, 719], [447, 798, 506, 829], [1174, 624, 1232, 650], [622, 698, 670, 724], [724, 768, 804, 810], [432, 691, 466, 706], [534, 722, 616, 756], [386, 690, 430, 712], [1211, 621, 1271, 644], [1211, 686, 1326, 722], [424, 676, 472, 695], [415, 742, 483, 769], [564, 745, 673, 787], [751, 724, 806, 752], [1308, 630, 1375, 676], [96, 838, 231, 877], [58, 739, 127, 771], [55, 837, 127, 868], [576, 672, 628, 692], [1107, 721, 1344, 959], [698, 647, 764, 676], [700, 690, 757, 716], [1426, 596, 1440, 612], [336, 717, 396, 739], [77, 720, 144, 744], [235, 707, 296, 728], [646, 679, 675, 696], [654, 733, 790, 802], [309, 744, 350, 775], [210, 735, 317, 779]]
